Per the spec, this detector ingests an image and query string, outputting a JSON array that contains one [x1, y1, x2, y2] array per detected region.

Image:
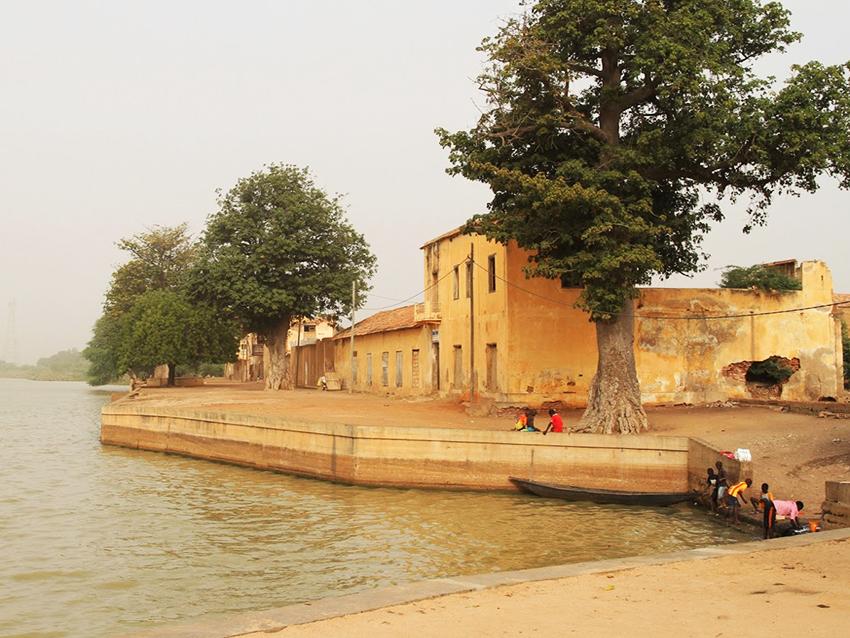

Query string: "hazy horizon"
[[2, 1, 848, 364]]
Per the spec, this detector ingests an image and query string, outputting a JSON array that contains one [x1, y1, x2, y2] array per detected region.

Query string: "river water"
[[0, 379, 748, 637]]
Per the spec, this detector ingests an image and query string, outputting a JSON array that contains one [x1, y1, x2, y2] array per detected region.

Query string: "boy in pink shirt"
[[773, 499, 804, 534]]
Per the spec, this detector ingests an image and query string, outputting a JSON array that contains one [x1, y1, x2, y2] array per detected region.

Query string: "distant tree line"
[[0, 349, 89, 382]]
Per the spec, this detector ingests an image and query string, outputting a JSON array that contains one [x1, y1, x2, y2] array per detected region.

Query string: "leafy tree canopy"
[[719, 264, 801, 291], [117, 290, 238, 379], [438, 0, 850, 320], [84, 314, 124, 385], [191, 164, 377, 390], [192, 164, 377, 334], [105, 223, 196, 315], [85, 224, 238, 385]]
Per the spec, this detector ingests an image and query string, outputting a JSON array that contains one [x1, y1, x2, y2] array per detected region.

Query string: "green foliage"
[[105, 224, 196, 315], [117, 290, 238, 378], [83, 314, 125, 385], [719, 265, 802, 291], [746, 356, 796, 384], [191, 164, 377, 335], [85, 224, 238, 385], [437, 0, 850, 321], [842, 321, 850, 389]]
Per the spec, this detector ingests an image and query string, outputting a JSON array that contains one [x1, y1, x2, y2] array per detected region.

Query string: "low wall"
[[822, 481, 850, 528], [101, 405, 691, 492], [687, 438, 750, 495]]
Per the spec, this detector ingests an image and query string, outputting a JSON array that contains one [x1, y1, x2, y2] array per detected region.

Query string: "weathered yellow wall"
[[334, 326, 435, 396], [636, 261, 840, 403], [101, 405, 691, 491], [503, 244, 598, 406], [426, 233, 840, 406], [422, 232, 512, 399]]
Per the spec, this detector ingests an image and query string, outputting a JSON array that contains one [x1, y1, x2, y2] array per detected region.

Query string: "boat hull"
[[509, 477, 696, 507]]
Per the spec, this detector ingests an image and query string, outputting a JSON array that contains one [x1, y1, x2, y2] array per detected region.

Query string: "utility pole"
[[349, 280, 356, 394], [294, 316, 303, 388], [468, 243, 476, 401]]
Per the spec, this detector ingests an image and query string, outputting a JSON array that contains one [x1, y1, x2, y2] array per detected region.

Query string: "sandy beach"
[[241, 535, 850, 638]]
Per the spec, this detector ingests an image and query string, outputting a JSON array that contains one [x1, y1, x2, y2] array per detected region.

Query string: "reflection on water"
[[0, 379, 748, 637]]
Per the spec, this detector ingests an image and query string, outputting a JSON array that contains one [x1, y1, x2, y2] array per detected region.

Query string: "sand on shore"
[[240, 537, 850, 638]]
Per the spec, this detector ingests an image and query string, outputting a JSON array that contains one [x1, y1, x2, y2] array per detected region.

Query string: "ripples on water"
[[0, 379, 749, 637]]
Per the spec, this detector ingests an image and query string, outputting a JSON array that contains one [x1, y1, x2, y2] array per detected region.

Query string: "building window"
[[452, 266, 460, 300], [366, 353, 373, 386], [395, 351, 403, 387], [487, 255, 496, 293], [381, 352, 389, 386], [465, 262, 472, 299], [303, 324, 315, 333]]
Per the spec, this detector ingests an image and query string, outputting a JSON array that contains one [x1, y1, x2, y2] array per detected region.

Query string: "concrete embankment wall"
[[101, 405, 692, 492]]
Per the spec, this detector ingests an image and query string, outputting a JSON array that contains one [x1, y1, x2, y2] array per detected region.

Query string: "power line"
[[469, 258, 850, 321], [362, 259, 466, 312]]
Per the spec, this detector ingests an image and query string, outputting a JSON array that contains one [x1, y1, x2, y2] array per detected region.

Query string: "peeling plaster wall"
[[636, 261, 840, 403]]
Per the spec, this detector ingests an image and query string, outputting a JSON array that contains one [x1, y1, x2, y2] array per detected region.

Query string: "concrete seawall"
[[101, 404, 708, 492]]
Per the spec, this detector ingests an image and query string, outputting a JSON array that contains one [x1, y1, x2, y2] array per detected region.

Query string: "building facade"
[[295, 227, 844, 406]]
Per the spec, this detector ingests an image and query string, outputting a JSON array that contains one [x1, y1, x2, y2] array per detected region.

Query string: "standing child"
[[706, 468, 718, 512]]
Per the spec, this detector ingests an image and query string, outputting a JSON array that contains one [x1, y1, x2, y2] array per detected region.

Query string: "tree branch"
[[566, 62, 604, 79], [618, 84, 657, 111]]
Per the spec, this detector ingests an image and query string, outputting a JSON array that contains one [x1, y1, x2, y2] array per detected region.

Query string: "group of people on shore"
[[512, 408, 565, 435], [707, 461, 805, 539]]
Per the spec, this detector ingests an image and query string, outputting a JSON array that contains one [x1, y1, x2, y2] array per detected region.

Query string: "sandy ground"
[[128, 382, 850, 511], [240, 537, 850, 638]]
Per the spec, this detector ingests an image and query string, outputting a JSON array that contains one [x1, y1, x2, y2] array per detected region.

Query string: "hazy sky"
[[1, 1, 848, 364]]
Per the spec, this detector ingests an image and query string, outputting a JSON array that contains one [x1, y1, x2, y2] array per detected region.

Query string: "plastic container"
[[734, 448, 752, 462], [808, 520, 819, 533]]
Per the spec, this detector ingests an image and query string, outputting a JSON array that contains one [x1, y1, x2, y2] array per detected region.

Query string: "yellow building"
[[306, 228, 844, 406], [333, 305, 439, 396]]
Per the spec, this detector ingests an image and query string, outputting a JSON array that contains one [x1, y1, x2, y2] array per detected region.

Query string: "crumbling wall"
[[636, 262, 840, 404], [822, 481, 850, 529]]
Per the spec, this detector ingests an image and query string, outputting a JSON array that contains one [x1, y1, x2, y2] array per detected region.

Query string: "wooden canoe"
[[509, 477, 697, 507]]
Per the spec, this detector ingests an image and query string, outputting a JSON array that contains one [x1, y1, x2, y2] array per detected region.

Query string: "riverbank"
[[124, 528, 850, 638], [108, 383, 850, 508]]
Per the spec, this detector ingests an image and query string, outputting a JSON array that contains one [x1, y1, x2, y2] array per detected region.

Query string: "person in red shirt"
[[543, 408, 565, 435]]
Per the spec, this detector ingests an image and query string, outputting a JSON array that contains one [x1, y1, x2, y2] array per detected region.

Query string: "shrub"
[[720, 265, 801, 291], [746, 357, 796, 385]]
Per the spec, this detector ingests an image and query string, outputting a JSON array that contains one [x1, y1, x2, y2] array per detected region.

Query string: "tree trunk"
[[578, 303, 649, 434], [264, 317, 293, 391], [167, 363, 176, 387]]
